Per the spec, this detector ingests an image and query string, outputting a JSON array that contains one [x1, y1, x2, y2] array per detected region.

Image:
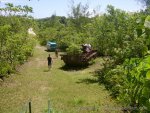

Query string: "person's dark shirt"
[[47, 56, 52, 65]]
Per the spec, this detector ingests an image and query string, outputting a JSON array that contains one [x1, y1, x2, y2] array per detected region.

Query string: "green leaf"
[[146, 70, 150, 79], [144, 80, 150, 88], [144, 15, 150, 29]]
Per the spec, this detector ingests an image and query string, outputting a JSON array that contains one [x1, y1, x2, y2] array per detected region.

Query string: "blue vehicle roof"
[[47, 41, 57, 45]]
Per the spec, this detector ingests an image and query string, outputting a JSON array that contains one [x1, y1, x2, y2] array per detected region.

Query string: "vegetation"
[[137, 0, 150, 7], [66, 43, 82, 55], [0, 3, 37, 77], [0, 45, 120, 113], [0, 0, 150, 113], [36, 2, 150, 112], [37, 3, 94, 51]]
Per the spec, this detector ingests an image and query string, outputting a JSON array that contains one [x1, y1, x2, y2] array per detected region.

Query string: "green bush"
[[66, 43, 82, 55], [0, 14, 36, 77]]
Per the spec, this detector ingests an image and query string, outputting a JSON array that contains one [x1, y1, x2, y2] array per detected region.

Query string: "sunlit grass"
[[0, 45, 122, 113]]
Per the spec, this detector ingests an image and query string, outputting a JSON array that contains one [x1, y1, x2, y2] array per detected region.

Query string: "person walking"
[[47, 54, 52, 70], [55, 49, 59, 58]]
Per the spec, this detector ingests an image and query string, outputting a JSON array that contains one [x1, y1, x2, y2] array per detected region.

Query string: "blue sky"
[[0, 0, 143, 18]]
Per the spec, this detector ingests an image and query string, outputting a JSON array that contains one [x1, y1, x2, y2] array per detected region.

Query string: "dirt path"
[[0, 45, 51, 113], [0, 45, 122, 113]]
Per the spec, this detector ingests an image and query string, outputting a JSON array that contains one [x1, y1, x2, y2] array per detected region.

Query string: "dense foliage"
[[1, 1, 149, 112], [37, 2, 150, 112], [37, 3, 94, 51], [94, 6, 150, 113], [66, 43, 82, 55], [0, 3, 36, 77]]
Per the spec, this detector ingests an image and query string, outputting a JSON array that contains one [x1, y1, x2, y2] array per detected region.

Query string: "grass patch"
[[0, 44, 122, 113], [68, 97, 85, 106]]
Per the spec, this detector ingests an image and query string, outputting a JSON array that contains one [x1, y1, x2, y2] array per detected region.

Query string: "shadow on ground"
[[59, 65, 89, 71], [75, 68, 101, 85], [44, 49, 55, 52], [76, 78, 99, 84], [43, 69, 50, 72]]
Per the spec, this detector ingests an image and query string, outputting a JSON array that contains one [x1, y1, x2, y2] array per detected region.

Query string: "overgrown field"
[[0, 45, 122, 113]]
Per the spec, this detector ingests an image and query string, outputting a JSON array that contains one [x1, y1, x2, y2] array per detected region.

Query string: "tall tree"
[[137, 0, 150, 7], [68, 2, 91, 33]]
